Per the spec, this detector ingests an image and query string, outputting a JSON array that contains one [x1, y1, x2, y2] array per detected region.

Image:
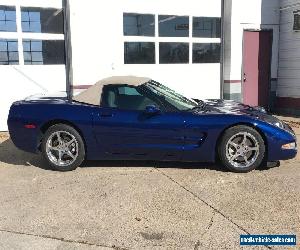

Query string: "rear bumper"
[[8, 116, 40, 154]]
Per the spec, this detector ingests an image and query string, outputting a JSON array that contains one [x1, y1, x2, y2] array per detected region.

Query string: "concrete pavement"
[[0, 118, 299, 249]]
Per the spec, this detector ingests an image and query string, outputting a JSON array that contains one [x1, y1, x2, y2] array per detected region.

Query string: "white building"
[[0, 0, 299, 131], [276, 0, 300, 115]]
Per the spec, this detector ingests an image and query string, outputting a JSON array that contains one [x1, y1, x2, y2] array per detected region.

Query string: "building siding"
[[277, 0, 300, 98]]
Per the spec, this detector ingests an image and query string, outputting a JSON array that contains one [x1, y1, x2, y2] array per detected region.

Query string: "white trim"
[[0, 32, 18, 39], [15, 3, 24, 65], [0, 0, 62, 8], [18, 0, 62, 9], [22, 33, 64, 40]]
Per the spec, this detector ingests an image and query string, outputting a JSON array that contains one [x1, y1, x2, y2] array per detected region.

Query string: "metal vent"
[[293, 10, 300, 31]]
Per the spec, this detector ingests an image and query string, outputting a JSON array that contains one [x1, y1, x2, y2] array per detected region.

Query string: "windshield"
[[144, 80, 199, 111]]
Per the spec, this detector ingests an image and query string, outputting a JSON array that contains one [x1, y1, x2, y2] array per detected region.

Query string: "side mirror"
[[145, 105, 161, 115]]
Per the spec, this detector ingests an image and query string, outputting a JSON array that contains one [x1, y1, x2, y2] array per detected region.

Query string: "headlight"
[[282, 142, 297, 150]]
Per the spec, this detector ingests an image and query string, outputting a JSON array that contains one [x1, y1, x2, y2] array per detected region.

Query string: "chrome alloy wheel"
[[225, 132, 260, 168], [46, 131, 79, 167]]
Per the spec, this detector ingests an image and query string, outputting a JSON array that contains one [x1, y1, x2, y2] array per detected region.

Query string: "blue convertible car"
[[8, 76, 297, 172]]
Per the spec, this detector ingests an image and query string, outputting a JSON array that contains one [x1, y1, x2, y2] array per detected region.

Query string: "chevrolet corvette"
[[7, 76, 297, 172]]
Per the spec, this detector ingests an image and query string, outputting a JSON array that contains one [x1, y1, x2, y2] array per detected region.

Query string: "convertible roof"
[[73, 75, 151, 106]]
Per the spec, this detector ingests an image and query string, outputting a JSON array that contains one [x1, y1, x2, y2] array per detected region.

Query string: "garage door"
[[70, 0, 222, 100], [0, 1, 66, 131]]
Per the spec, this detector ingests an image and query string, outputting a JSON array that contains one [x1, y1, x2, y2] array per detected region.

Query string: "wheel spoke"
[[66, 150, 75, 159], [66, 138, 75, 147], [242, 133, 247, 145], [49, 145, 59, 151], [228, 141, 239, 149], [58, 150, 63, 164], [229, 153, 239, 161], [56, 132, 63, 144], [246, 146, 259, 152], [243, 155, 249, 165]]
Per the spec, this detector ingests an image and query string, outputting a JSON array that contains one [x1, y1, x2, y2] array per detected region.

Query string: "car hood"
[[202, 99, 264, 114], [196, 99, 282, 125]]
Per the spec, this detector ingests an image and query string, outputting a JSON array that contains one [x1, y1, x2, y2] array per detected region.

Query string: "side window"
[[101, 85, 160, 111]]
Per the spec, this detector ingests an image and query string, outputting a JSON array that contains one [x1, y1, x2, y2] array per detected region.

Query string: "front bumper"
[[267, 123, 297, 161]]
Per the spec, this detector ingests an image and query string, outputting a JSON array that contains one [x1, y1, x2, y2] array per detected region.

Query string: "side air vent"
[[293, 10, 300, 31]]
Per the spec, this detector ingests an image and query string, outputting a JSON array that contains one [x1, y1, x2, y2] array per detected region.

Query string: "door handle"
[[99, 112, 114, 118], [243, 73, 247, 82]]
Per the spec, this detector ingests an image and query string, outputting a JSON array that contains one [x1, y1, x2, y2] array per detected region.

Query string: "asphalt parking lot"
[[0, 117, 299, 250]]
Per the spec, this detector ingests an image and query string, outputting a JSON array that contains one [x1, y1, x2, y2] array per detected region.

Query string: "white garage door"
[[70, 0, 222, 99], [0, 0, 66, 131]]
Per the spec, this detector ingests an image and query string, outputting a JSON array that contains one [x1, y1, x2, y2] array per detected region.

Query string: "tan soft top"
[[73, 75, 151, 106]]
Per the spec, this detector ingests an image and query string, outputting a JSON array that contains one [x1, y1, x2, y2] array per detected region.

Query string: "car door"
[[92, 84, 185, 161]]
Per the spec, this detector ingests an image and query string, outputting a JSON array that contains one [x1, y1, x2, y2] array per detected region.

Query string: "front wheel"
[[41, 124, 85, 171], [218, 125, 265, 173]]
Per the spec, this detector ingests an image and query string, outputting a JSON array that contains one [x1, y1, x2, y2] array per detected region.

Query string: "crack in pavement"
[[0, 228, 129, 250], [154, 167, 273, 250]]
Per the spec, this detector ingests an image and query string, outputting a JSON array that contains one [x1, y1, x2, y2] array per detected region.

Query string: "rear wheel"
[[42, 124, 85, 171], [218, 125, 265, 173]]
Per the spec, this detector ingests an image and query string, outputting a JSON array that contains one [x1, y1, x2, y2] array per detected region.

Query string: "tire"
[[218, 125, 265, 173], [41, 124, 85, 171]]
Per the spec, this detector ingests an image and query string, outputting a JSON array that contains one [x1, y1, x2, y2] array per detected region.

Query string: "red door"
[[242, 31, 272, 108]]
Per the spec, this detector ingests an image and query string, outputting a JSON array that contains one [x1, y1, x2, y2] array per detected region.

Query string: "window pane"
[[29, 21, 41, 33], [0, 41, 7, 51], [0, 39, 18, 64], [0, 21, 5, 30], [8, 41, 18, 51], [31, 52, 43, 62], [193, 17, 221, 38], [23, 39, 65, 65], [159, 15, 189, 37], [5, 10, 16, 21], [21, 21, 30, 32], [22, 41, 30, 51], [5, 20, 16, 31], [159, 42, 189, 64], [0, 6, 16, 32], [0, 51, 8, 61], [118, 86, 141, 95], [21, 7, 64, 34], [23, 51, 31, 61], [29, 11, 40, 22], [0, 10, 4, 20], [123, 13, 154, 36], [21, 11, 29, 21], [9, 51, 18, 61], [193, 43, 220, 63], [124, 42, 155, 64], [31, 41, 42, 51]]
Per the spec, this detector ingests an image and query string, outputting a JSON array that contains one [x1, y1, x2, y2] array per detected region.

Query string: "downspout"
[[220, 0, 225, 99], [63, 0, 73, 102]]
